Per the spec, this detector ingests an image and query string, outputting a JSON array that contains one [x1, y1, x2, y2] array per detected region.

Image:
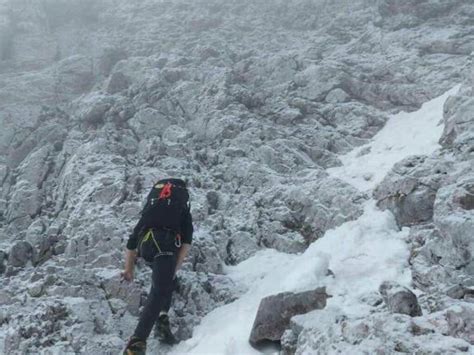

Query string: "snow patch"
[[327, 85, 461, 191]]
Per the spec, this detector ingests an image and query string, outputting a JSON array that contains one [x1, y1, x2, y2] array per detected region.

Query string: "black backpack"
[[138, 178, 190, 261]]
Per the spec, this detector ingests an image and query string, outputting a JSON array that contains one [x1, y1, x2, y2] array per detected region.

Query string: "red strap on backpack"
[[159, 182, 173, 199]]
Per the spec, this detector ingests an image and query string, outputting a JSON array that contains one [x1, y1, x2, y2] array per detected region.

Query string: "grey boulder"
[[8, 241, 35, 268], [373, 155, 452, 227], [379, 281, 422, 317], [249, 287, 329, 347]]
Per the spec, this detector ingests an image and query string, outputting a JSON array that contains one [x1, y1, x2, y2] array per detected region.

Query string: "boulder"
[[206, 190, 219, 214], [325, 88, 350, 103], [97, 47, 127, 76], [440, 90, 474, 150], [100, 275, 142, 316], [373, 155, 452, 227], [73, 92, 114, 125], [379, 281, 422, 317], [27, 282, 44, 298], [6, 179, 42, 224], [225, 231, 260, 265], [106, 71, 131, 94], [249, 287, 329, 347], [294, 64, 349, 102], [445, 305, 474, 345], [55, 55, 94, 95], [128, 107, 173, 139], [433, 178, 474, 276], [8, 241, 35, 268]]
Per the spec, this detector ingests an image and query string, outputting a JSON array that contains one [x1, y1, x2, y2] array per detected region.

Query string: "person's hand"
[[121, 269, 134, 282]]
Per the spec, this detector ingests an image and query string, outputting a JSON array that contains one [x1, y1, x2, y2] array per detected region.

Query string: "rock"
[[433, 178, 474, 276], [325, 88, 350, 103], [73, 92, 114, 125], [206, 190, 219, 214], [171, 271, 238, 340], [97, 47, 128, 76], [445, 305, 474, 345], [408, 224, 463, 291], [6, 179, 41, 227], [280, 328, 298, 355], [440, 94, 474, 151], [27, 282, 44, 297], [106, 71, 131, 94], [446, 285, 474, 300], [162, 125, 191, 144], [373, 155, 452, 227], [128, 107, 173, 139], [249, 287, 329, 347], [8, 241, 35, 268], [275, 108, 303, 125], [108, 298, 128, 315], [259, 175, 367, 249], [379, 281, 422, 317], [16, 146, 51, 187], [294, 64, 349, 102], [0, 290, 15, 305], [224, 231, 259, 265], [55, 55, 94, 95], [100, 275, 142, 316], [187, 235, 224, 274]]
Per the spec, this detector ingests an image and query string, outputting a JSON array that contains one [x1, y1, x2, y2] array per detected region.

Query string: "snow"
[[169, 86, 457, 354], [327, 85, 461, 191], [171, 202, 411, 355]]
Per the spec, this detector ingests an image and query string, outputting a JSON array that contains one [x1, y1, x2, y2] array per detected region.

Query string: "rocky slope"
[[0, 0, 473, 354]]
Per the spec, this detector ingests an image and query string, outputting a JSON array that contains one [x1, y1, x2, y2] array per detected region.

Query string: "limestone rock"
[[433, 178, 474, 278], [8, 241, 35, 268], [441, 94, 474, 151], [445, 305, 474, 345], [373, 155, 452, 227], [224, 231, 259, 265], [100, 275, 142, 316], [73, 92, 115, 125], [379, 281, 422, 317], [325, 88, 350, 103], [27, 282, 44, 298], [249, 288, 329, 347]]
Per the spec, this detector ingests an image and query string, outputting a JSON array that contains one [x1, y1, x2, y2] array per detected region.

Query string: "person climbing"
[[121, 178, 193, 355]]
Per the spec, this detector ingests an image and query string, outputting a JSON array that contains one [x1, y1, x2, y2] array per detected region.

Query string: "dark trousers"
[[133, 252, 177, 340]]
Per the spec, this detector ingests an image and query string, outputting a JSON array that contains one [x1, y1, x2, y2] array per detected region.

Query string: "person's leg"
[[159, 261, 177, 314], [133, 254, 176, 340], [154, 252, 178, 343]]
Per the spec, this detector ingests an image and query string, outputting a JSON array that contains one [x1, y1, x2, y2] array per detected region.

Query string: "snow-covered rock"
[[379, 281, 422, 317]]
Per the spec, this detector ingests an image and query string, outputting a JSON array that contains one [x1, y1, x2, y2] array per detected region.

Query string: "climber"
[[121, 178, 193, 355]]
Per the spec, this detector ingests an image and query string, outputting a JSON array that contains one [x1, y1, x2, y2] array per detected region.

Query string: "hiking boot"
[[123, 336, 146, 355], [155, 314, 179, 345]]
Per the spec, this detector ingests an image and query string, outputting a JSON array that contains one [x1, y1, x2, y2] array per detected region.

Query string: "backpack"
[[138, 178, 190, 262]]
